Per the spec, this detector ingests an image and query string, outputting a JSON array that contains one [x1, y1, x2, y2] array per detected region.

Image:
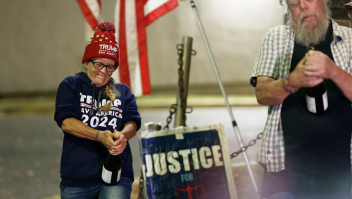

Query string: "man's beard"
[[288, 5, 331, 47]]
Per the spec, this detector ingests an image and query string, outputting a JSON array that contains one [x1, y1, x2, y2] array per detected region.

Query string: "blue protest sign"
[[139, 124, 237, 199]]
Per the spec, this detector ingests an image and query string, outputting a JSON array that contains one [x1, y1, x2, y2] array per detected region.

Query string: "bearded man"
[[250, 0, 352, 198]]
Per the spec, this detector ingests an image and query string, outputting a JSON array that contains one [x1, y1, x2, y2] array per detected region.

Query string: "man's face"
[[287, 0, 329, 46], [288, 0, 327, 28]]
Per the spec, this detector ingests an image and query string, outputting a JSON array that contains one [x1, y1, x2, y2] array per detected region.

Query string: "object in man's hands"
[[305, 50, 328, 115], [102, 134, 122, 185]]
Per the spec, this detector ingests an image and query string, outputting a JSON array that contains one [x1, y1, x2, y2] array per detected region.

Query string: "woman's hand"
[[110, 130, 127, 155], [97, 130, 116, 153]]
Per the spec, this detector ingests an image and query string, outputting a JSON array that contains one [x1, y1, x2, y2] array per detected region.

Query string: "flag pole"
[[189, 0, 260, 197]]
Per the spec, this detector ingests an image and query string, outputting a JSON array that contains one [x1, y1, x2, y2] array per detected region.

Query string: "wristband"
[[95, 131, 100, 141], [285, 73, 297, 93]]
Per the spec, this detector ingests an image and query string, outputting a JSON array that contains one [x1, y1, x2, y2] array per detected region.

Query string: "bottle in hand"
[[304, 50, 328, 115], [305, 82, 328, 114], [102, 133, 122, 185]]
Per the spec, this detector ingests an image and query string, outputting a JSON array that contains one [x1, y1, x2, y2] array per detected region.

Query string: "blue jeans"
[[60, 177, 132, 199], [260, 166, 351, 199]]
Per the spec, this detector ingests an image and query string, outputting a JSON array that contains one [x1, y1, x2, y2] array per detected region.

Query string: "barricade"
[[139, 124, 237, 199]]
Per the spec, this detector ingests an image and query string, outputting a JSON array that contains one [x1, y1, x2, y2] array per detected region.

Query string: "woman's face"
[[85, 57, 116, 87]]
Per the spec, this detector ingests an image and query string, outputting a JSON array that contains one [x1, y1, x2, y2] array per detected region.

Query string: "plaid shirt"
[[251, 20, 352, 172]]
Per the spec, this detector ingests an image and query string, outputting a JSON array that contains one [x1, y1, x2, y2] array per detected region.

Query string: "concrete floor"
[[0, 104, 268, 199]]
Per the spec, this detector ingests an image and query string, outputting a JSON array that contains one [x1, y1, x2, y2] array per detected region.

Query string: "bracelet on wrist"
[[285, 73, 297, 93]]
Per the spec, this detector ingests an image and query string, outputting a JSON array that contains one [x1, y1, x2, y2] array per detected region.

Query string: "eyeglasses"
[[90, 60, 117, 72]]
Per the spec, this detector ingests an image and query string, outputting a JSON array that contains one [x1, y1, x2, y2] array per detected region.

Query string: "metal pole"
[[189, 1, 260, 197], [175, 37, 193, 128]]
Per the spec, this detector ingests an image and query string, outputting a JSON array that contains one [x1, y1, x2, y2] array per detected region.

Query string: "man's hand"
[[289, 51, 323, 90], [303, 51, 340, 80], [255, 51, 324, 106]]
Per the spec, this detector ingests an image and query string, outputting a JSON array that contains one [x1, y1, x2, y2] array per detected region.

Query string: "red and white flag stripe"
[[77, 0, 102, 30], [144, 0, 179, 25], [114, 0, 180, 96]]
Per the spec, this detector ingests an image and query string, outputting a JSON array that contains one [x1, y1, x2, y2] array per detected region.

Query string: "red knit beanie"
[[82, 21, 120, 66]]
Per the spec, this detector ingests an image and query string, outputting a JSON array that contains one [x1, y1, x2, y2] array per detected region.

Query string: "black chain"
[[163, 44, 187, 130], [163, 104, 177, 130], [230, 132, 263, 159]]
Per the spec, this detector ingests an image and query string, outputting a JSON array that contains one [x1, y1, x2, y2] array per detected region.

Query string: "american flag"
[[77, 0, 181, 96], [77, 0, 102, 30]]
